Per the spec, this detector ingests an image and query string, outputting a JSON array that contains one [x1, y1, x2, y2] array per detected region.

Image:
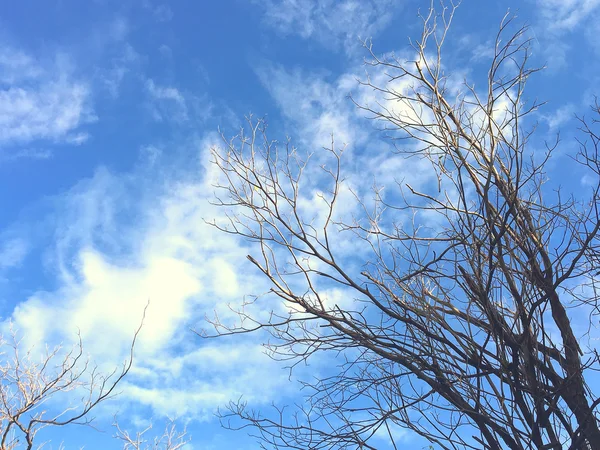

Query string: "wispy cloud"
[[0, 147, 53, 162], [256, 64, 368, 149], [144, 78, 215, 124], [100, 43, 140, 98], [87, 16, 144, 99], [0, 45, 95, 148], [149, 3, 174, 22], [253, 58, 443, 269], [0, 47, 43, 84], [255, 0, 401, 52], [139, 144, 163, 166], [542, 103, 576, 129], [0, 238, 28, 270], [121, 341, 291, 419], [533, 0, 600, 68], [145, 79, 189, 122], [537, 0, 600, 31]]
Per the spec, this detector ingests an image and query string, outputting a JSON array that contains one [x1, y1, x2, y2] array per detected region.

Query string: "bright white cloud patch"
[[0, 45, 95, 146], [6, 146, 288, 420]]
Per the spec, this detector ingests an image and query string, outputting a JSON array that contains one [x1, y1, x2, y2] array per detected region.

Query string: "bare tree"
[[114, 419, 189, 450], [208, 3, 600, 449], [0, 309, 146, 450]]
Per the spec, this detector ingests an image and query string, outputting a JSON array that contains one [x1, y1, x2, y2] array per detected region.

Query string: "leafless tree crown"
[[114, 418, 189, 450], [0, 307, 146, 450], [209, 3, 600, 450]]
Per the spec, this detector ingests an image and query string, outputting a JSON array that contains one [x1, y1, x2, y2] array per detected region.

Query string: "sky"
[[0, 0, 599, 448]]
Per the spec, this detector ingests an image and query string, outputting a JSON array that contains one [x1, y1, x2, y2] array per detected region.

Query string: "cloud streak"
[[255, 0, 401, 52]]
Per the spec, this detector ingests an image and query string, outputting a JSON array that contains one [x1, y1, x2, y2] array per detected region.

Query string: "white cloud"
[[145, 79, 189, 122], [0, 45, 95, 147], [0, 30, 491, 432], [5, 143, 288, 420], [0, 47, 43, 84], [255, 0, 401, 52], [256, 65, 368, 150], [0, 238, 28, 270], [542, 104, 576, 129], [534, 0, 600, 68], [122, 341, 290, 419], [256, 52, 460, 156], [101, 43, 140, 98], [537, 0, 600, 31], [146, 80, 186, 105]]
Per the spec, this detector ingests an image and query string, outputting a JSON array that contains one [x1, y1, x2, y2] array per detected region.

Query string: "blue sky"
[[0, 0, 599, 448]]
